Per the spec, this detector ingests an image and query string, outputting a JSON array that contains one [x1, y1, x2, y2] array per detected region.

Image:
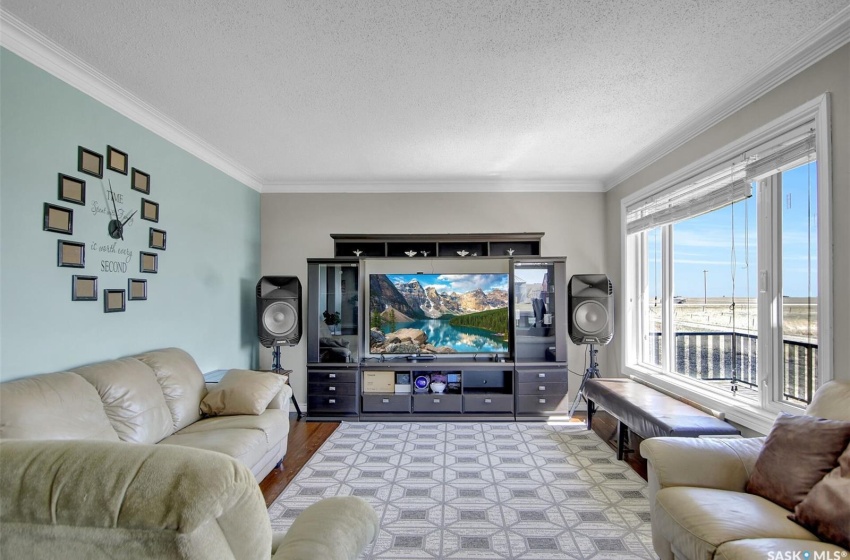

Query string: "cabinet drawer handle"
[[537, 373, 546, 378], [382, 398, 390, 403], [329, 398, 336, 404], [329, 373, 337, 379], [538, 398, 547, 404], [329, 386, 336, 391], [538, 385, 546, 391], [433, 398, 440, 403], [484, 398, 492, 404]]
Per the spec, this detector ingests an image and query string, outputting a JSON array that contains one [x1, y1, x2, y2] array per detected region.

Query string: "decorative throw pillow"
[[200, 369, 285, 416], [746, 413, 850, 511], [790, 445, 850, 549]]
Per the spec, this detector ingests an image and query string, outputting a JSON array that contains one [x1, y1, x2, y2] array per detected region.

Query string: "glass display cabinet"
[[511, 257, 569, 418], [306, 259, 360, 419]]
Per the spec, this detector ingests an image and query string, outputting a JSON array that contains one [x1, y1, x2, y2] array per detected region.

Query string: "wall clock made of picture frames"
[[43, 144, 167, 312]]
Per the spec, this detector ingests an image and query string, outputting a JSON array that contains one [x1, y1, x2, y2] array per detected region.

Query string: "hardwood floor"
[[260, 414, 339, 506], [259, 411, 648, 505]]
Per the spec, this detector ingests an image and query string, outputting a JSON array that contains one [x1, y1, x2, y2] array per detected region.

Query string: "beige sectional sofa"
[[642, 380, 850, 560], [0, 347, 291, 481]]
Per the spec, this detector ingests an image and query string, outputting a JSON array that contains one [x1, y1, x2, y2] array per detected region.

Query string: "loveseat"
[[642, 380, 850, 560], [0, 347, 290, 481], [0, 439, 379, 559]]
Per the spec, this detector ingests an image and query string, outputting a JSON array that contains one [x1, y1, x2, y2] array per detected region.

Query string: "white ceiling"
[[2, 1, 848, 192]]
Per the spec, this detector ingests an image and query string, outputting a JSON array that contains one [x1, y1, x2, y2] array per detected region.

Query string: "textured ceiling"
[[3, 1, 848, 190]]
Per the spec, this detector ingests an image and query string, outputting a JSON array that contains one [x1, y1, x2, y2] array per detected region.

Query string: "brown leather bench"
[[584, 378, 740, 460]]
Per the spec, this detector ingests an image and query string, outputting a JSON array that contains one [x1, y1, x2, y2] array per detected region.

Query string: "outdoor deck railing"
[[647, 332, 817, 404]]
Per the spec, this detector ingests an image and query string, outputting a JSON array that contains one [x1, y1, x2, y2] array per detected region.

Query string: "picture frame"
[[131, 168, 150, 194], [58, 174, 86, 205], [103, 289, 126, 313], [57, 239, 85, 268], [141, 198, 159, 222], [78, 147, 103, 178], [128, 278, 147, 301], [106, 146, 128, 174], [149, 228, 166, 250], [71, 275, 98, 301], [140, 251, 158, 273], [43, 203, 73, 234]]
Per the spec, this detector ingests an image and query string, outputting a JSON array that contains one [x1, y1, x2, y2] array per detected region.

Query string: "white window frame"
[[620, 95, 832, 434]]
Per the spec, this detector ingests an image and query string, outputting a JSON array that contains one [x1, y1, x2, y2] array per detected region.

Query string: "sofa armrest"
[[271, 496, 379, 560], [267, 382, 292, 412], [641, 436, 765, 495]]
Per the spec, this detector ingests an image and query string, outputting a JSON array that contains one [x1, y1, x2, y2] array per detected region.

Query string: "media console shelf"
[[331, 233, 543, 258], [359, 361, 514, 422]]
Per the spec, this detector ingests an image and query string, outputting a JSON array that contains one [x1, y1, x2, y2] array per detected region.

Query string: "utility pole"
[[703, 270, 708, 310]]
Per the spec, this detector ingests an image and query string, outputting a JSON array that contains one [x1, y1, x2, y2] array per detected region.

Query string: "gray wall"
[[604, 44, 850, 383], [261, 191, 607, 409]]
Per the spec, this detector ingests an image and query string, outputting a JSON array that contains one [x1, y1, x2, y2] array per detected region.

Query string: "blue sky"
[[648, 162, 817, 298], [387, 273, 509, 294]]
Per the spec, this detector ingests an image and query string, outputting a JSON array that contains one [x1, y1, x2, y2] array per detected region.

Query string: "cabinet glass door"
[[513, 260, 562, 362], [308, 261, 359, 363]]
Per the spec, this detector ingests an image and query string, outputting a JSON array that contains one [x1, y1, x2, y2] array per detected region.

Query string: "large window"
[[624, 97, 831, 425]]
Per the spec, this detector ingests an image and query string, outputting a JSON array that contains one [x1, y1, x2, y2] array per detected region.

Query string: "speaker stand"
[[272, 345, 304, 419], [568, 344, 600, 419]]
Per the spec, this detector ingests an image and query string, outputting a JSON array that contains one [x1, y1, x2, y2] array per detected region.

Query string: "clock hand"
[[108, 181, 123, 240], [120, 210, 137, 227]]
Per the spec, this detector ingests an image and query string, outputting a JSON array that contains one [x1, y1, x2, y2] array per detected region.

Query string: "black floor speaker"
[[257, 276, 302, 347], [568, 274, 614, 345]]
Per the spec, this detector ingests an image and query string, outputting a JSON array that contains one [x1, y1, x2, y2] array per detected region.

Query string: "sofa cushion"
[[791, 444, 850, 549], [0, 372, 118, 441], [746, 413, 850, 510], [654, 487, 819, 559], [715, 538, 849, 560], [200, 369, 285, 416], [177, 409, 289, 446], [160, 427, 269, 467], [73, 357, 173, 444], [133, 348, 207, 431]]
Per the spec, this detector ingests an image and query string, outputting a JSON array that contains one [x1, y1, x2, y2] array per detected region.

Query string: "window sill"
[[623, 363, 780, 435]]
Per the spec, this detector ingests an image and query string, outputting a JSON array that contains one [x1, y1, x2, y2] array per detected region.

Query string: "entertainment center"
[[306, 233, 568, 421]]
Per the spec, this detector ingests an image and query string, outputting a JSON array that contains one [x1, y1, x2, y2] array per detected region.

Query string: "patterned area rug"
[[268, 422, 654, 559]]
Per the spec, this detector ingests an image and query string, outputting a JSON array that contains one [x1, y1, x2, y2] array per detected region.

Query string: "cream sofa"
[[0, 439, 379, 559], [0, 347, 290, 481], [642, 380, 850, 560]]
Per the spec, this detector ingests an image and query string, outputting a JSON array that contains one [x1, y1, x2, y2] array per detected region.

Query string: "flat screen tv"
[[368, 273, 509, 355]]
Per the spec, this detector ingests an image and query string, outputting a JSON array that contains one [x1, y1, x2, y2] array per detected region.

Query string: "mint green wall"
[[0, 49, 260, 380]]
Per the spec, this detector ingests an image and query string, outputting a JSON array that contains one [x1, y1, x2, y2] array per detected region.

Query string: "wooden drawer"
[[463, 394, 513, 413], [517, 381, 568, 396], [308, 395, 358, 414], [308, 369, 357, 383], [412, 394, 462, 413], [516, 394, 569, 415], [308, 382, 357, 396], [362, 394, 411, 413], [516, 368, 567, 384]]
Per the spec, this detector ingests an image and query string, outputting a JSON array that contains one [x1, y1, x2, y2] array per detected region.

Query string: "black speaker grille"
[[257, 276, 302, 347], [568, 274, 614, 345]]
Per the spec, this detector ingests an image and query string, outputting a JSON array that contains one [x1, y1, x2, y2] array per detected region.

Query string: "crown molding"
[[604, 5, 850, 191], [0, 9, 263, 192], [261, 177, 605, 194]]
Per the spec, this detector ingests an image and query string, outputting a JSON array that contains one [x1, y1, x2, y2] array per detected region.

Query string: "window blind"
[[626, 126, 815, 235]]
